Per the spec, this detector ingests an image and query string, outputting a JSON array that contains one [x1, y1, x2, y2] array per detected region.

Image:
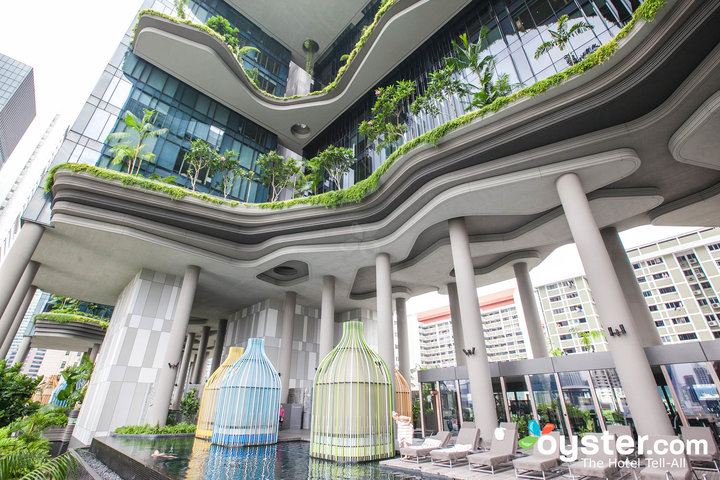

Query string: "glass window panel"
[[529, 373, 567, 436], [590, 369, 628, 426], [422, 382, 440, 433], [558, 371, 602, 434], [505, 375, 533, 437], [438, 380, 459, 433], [665, 363, 720, 420], [83, 109, 111, 140], [459, 379, 474, 423]]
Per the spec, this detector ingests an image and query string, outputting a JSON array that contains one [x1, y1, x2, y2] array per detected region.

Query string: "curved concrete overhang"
[[133, 0, 471, 152], [34, 0, 720, 316], [30, 320, 106, 352]]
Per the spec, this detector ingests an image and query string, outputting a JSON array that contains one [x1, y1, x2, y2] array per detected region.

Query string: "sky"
[[0, 1, 705, 313]]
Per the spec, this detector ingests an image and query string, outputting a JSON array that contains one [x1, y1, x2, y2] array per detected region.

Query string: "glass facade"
[[305, 0, 638, 189], [0, 52, 35, 166]]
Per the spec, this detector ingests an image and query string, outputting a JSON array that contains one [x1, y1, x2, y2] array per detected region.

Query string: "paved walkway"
[[278, 428, 310, 442]]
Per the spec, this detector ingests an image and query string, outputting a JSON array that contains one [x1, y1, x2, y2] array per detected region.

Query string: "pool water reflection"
[[101, 437, 421, 479]]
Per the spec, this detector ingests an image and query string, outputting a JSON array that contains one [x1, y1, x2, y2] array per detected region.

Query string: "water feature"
[[98, 436, 422, 479]]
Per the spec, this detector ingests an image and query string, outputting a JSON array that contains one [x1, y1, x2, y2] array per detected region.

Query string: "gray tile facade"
[[73, 269, 181, 444]]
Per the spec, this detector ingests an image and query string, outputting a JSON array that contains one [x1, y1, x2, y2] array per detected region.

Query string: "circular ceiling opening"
[[291, 123, 311, 139], [273, 266, 299, 276]]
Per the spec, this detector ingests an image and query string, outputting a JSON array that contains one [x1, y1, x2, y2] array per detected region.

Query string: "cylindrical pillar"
[[448, 217, 498, 438], [147, 265, 200, 425], [0, 261, 39, 357], [13, 336, 31, 366], [172, 332, 196, 409], [210, 319, 228, 373], [556, 173, 672, 436], [88, 343, 101, 362], [395, 297, 410, 382], [0, 285, 37, 358], [192, 326, 210, 384], [279, 291, 297, 403], [447, 282, 466, 367], [513, 262, 549, 358], [375, 253, 396, 375], [0, 223, 43, 319], [601, 226, 662, 347], [318, 275, 336, 361]]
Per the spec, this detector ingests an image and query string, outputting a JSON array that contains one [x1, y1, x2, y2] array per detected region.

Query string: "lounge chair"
[[639, 435, 692, 480], [429, 423, 482, 467], [399, 431, 451, 463], [607, 425, 636, 461], [568, 433, 624, 480], [468, 422, 519, 473], [513, 431, 563, 480], [681, 426, 720, 476]]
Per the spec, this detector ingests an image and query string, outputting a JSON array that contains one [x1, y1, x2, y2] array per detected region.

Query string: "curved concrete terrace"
[[33, 0, 720, 318], [132, 0, 472, 152], [30, 318, 107, 352]]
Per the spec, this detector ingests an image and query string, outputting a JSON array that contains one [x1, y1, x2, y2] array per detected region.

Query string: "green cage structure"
[[394, 369, 412, 419], [195, 346, 244, 439], [310, 321, 394, 462], [211, 338, 281, 446]]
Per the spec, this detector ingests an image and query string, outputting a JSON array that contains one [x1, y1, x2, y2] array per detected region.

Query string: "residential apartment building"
[[538, 228, 720, 353], [417, 289, 527, 368], [0, 53, 35, 167]]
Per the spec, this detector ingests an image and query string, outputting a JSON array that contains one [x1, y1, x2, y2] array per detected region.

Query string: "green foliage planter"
[[34, 312, 109, 329], [49, 0, 666, 212], [113, 422, 196, 436]]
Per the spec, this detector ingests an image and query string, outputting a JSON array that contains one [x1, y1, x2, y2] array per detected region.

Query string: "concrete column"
[[513, 262, 549, 358], [172, 333, 195, 409], [556, 173, 672, 436], [88, 343, 101, 362], [0, 284, 37, 358], [0, 262, 39, 355], [279, 291, 297, 403], [447, 282, 466, 367], [210, 319, 228, 373], [395, 297, 410, 382], [13, 336, 31, 366], [318, 275, 336, 361], [0, 222, 43, 319], [448, 217, 498, 438], [192, 326, 210, 384], [601, 226, 662, 347], [376, 253, 396, 375], [149, 265, 200, 424]]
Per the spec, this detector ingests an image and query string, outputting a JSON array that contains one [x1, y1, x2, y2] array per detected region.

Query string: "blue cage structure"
[[211, 337, 281, 446], [310, 320, 394, 462]]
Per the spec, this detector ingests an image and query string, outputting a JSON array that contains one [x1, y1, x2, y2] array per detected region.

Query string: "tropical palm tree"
[[534, 15, 594, 62], [445, 28, 494, 89], [106, 109, 168, 175]]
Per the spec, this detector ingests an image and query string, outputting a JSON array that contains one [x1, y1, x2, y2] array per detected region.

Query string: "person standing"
[[392, 410, 413, 448]]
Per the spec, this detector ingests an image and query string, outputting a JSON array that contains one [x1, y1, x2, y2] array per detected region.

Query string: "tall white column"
[[148, 265, 200, 425], [13, 335, 31, 366], [172, 332, 195, 409], [556, 173, 672, 436], [279, 291, 297, 403], [0, 284, 37, 358], [0, 223, 43, 319], [88, 343, 101, 362], [376, 253, 396, 376], [395, 297, 410, 382], [447, 282, 466, 367], [601, 226, 662, 347], [210, 319, 228, 373], [0, 262, 39, 354], [192, 325, 210, 384], [318, 275, 336, 361], [513, 262, 549, 358], [448, 218, 498, 438]]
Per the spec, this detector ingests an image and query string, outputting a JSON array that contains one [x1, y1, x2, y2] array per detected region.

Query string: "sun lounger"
[[468, 422, 519, 473], [568, 433, 625, 480], [399, 431, 451, 463], [639, 435, 692, 480], [681, 426, 720, 475], [429, 423, 482, 467], [513, 431, 563, 480]]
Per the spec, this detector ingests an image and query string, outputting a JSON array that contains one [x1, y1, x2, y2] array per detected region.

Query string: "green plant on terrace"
[[212, 149, 240, 199], [534, 14, 594, 65], [359, 79, 416, 152], [114, 422, 196, 435], [56, 355, 94, 409], [205, 15, 239, 52], [410, 65, 470, 118], [174, 0, 188, 20], [241, 151, 301, 202], [307, 145, 355, 191], [179, 388, 200, 423], [184, 139, 220, 191], [0, 361, 41, 428], [571, 328, 604, 352], [106, 108, 168, 175]]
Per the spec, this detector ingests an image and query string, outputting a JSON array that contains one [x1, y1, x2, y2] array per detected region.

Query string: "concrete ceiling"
[[226, 0, 374, 67]]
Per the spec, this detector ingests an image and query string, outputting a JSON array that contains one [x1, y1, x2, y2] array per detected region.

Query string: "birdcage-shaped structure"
[[211, 338, 281, 446], [310, 321, 394, 462], [394, 369, 412, 419], [195, 347, 244, 439], [48, 375, 70, 407], [32, 375, 60, 405]]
